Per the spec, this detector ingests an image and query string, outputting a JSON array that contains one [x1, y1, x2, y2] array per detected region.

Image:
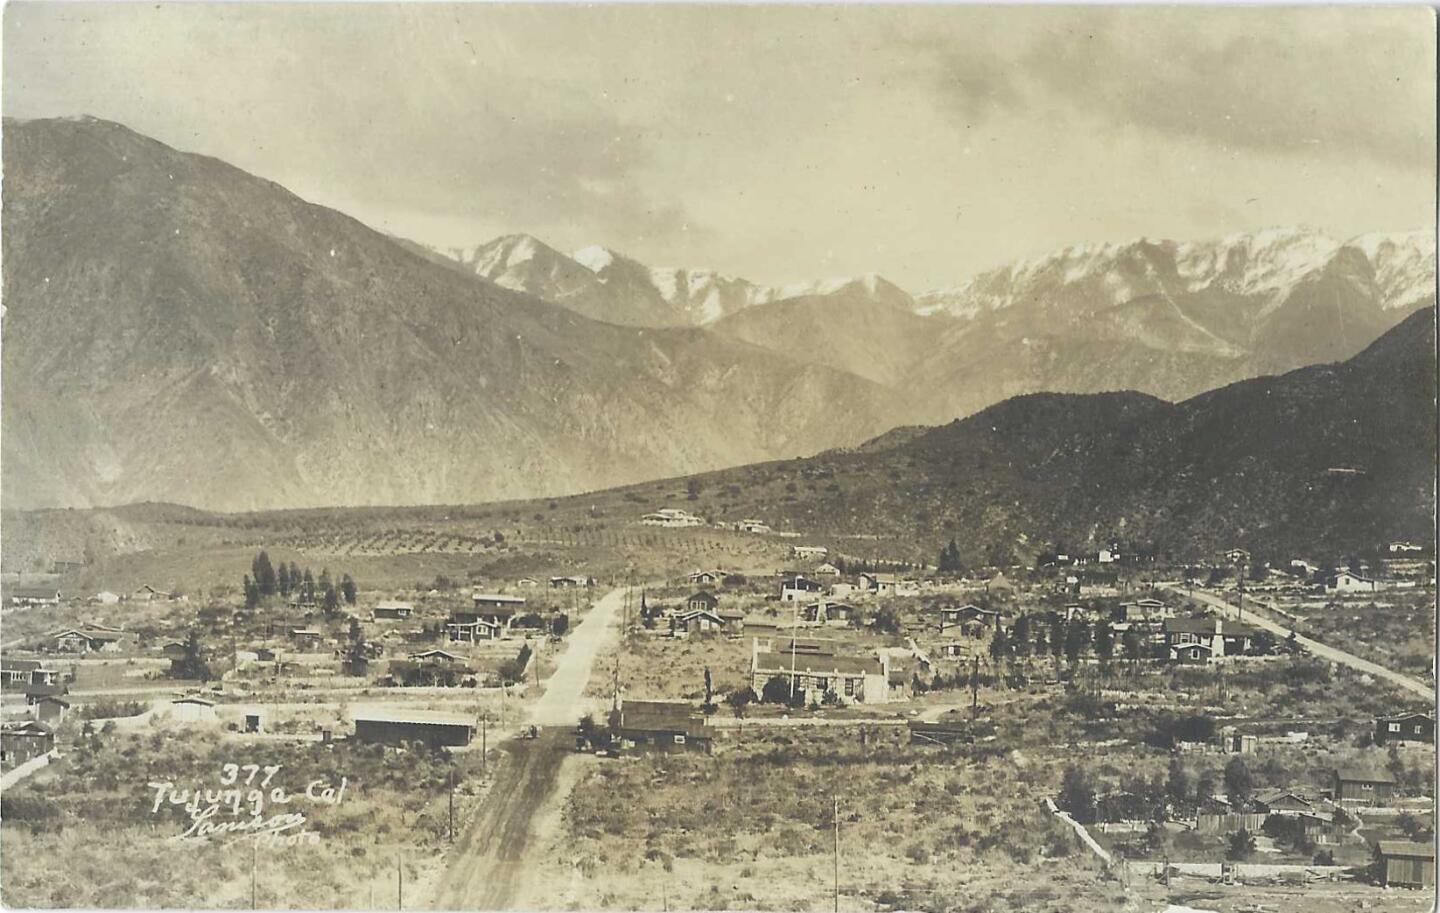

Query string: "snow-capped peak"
[[573, 245, 618, 274]]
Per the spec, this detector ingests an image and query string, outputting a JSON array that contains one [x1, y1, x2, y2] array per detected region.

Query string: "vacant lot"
[[0, 728, 492, 909]]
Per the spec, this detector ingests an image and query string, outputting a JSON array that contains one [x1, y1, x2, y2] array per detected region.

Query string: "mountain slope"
[[664, 307, 1437, 561], [710, 286, 941, 387], [0, 116, 906, 511]]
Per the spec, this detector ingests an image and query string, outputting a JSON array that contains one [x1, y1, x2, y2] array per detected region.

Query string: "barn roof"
[[1378, 841, 1436, 859]]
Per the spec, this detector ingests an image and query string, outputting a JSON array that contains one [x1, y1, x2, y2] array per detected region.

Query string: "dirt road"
[[1162, 584, 1433, 699], [429, 728, 571, 910], [428, 587, 628, 910]]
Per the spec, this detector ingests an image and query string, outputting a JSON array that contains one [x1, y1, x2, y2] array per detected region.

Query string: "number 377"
[[220, 763, 281, 786]]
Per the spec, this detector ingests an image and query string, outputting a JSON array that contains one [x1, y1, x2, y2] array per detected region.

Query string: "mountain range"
[[670, 306, 1438, 562], [0, 117, 903, 511], [439, 232, 914, 327], [1, 115, 1434, 513]]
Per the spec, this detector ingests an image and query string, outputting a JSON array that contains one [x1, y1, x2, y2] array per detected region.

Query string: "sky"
[[4, 3, 1435, 290]]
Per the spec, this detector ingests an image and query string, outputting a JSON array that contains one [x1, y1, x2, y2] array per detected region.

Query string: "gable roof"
[[687, 590, 719, 605], [1378, 841, 1435, 859], [1335, 766, 1397, 784], [618, 700, 709, 737]]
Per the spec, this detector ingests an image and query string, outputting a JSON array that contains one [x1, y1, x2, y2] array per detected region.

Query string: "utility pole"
[[832, 796, 840, 913], [481, 715, 488, 770], [970, 654, 980, 719], [397, 853, 403, 911], [250, 839, 257, 909], [448, 767, 455, 842]]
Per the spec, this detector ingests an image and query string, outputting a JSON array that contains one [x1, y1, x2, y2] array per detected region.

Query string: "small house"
[[373, 600, 415, 620], [8, 587, 61, 608], [170, 696, 219, 724], [1332, 767, 1397, 805], [288, 628, 323, 649], [1378, 841, 1436, 888], [446, 612, 506, 643], [686, 591, 720, 613], [352, 708, 473, 747], [685, 570, 722, 586], [33, 696, 70, 725], [1324, 570, 1381, 594], [613, 700, 712, 753], [791, 546, 829, 560], [1, 658, 65, 691], [938, 604, 1001, 636], [53, 628, 126, 654], [0, 721, 54, 769], [1375, 712, 1435, 746], [814, 563, 841, 576], [93, 591, 121, 605], [780, 576, 823, 602], [670, 609, 725, 636]]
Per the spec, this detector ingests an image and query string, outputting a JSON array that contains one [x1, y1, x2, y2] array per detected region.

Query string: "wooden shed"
[[1378, 841, 1436, 888]]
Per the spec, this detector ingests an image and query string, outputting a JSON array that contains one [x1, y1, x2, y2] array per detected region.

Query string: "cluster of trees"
[[242, 551, 356, 614], [497, 642, 533, 684], [167, 629, 213, 682], [988, 613, 1120, 668], [936, 538, 965, 574], [1059, 756, 1260, 827]]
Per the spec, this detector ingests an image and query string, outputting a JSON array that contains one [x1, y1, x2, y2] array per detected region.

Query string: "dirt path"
[[429, 728, 571, 911], [1163, 583, 1432, 699], [428, 587, 628, 910]]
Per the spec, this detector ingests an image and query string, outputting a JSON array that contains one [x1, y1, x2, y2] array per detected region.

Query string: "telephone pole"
[[832, 796, 840, 913], [447, 767, 455, 842], [250, 839, 257, 909], [397, 853, 403, 910]]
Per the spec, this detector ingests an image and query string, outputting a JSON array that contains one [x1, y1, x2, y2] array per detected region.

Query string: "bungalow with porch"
[[8, 587, 62, 609], [938, 604, 1001, 636], [750, 638, 889, 705]]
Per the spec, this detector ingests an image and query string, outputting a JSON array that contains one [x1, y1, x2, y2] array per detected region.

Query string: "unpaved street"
[[428, 587, 628, 910]]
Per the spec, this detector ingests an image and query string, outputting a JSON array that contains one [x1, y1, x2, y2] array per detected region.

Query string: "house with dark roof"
[[938, 604, 1001, 636], [352, 708, 474, 747], [613, 700, 712, 753], [685, 591, 720, 613], [1375, 711, 1435, 746], [670, 608, 726, 636], [1163, 617, 1260, 662], [1, 720, 54, 769], [1, 658, 66, 691], [446, 611, 506, 643], [1332, 767, 1397, 805], [8, 587, 61, 608]]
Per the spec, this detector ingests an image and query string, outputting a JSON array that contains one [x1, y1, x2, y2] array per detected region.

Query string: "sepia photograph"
[[0, 3, 1436, 912]]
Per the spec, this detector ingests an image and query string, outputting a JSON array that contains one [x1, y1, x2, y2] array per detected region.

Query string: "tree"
[[702, 667, 715, 712], [1166, 759, 1192, 811], [761, 674, 800, 707], [1012, 615, 1032, 658], [1206, 566, 1227, 587], [726, 688, 753, 719], [1064, 619, 1089, 665], [171, 629, 213, 682], [252, 551, 278, 597], [989, 626, 1010, 663], [1226, 828, 1256, 861], [323, 580, 339, 613], [302, 569, 315, 603], [340, 573, 357, 605], [1195, 773, 1218, 806], [1223, 756, 1253, 804], [1250, 629, 1276, 656], [1033, 624, 1049, 657], [344, 617, 369, 677], [1094, 621, 1114, 663], [686, 479, 702, 501], [1122, 628, 1143, 663], [1058, 765, 1097, 824], [871, 606, 900, 635], [277, 563, 292, 597], [937, 538, 964, 575], [551, 614, 570, 637], [243, 574, 260, 610]]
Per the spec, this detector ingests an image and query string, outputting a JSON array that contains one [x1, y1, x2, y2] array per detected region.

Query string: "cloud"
[[915, 9, 1434, 172]]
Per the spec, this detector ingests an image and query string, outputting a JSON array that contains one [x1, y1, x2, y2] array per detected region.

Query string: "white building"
[[641, 509, 705, 528]]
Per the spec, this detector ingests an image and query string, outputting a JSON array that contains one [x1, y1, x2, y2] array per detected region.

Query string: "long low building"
[[352, 708, 475, 748], [750, 638, 890, 705]]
